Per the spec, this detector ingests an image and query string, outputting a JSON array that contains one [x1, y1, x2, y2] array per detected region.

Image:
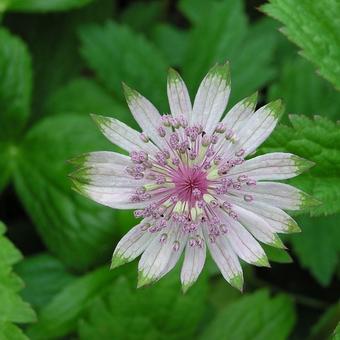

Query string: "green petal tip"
[[286, 219, 301, 233], [255, 255, 271, 268], [110, 253, 128, 270], [299, 192, 322, 209], [266, 99, 285, 119], [137, 271, 154, 288], [291, 155, 315, 173], [230, 274, 244, 292]]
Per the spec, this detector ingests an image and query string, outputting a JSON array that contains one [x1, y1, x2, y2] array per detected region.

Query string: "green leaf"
[[262, 0, 340, 90], [261, 115, 340, 216], [152, 24, 188, 67], [200, 290, 296, 340], [79, 20, 169, 110], [0, 28, 32, 139], [268, 57, 340, 121], [4, 0, 95, 12], [178, 0, 210, 24], [0, 221, 36, 339], [262, 244, 293, 264], [182, 0, 278, 105], [46, 77, 130, 124], [78, 270, 208, 340], [333, 323, 340, 340], [15, 253, 77, 310], [13, 114, 120, 269], [27, 266, 120, 340], [291, 215, 340, 286], [310, 301, 340, 339]]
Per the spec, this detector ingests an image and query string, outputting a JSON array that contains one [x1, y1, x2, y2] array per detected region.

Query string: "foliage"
[[0, 0, 339, 338]]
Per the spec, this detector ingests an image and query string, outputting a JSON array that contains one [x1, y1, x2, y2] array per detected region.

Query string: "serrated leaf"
[[262, 0, 340, 90], [78, 269, 208, 340], [200, 290, 296, 340], [46, 77, 130, 124], [0, 221, 36, 338], [4, 0, 95, 12], [268, 57, 340, 121], [79, 20, 169, 110], [13, 114, 120, 270], [0, 28, 32, 139], [261, 115, 340, 216], [182, 0, 278, 105], [292, 215, 340, 286], [15, 253, 77, 310]]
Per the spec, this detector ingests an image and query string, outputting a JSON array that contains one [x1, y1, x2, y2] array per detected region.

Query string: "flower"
[[71, 63, 315, 292]]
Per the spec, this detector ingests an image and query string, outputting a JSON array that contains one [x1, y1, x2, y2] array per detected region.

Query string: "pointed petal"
[[230, 181, 314, 210], [203, 225, 243, 291], [123, 84, 166, 149], [192, 63, 231, 134], [228, 153, 314, 180], [138, 224, 183, 286], [92, 114, 158, 155], [227, 196, 301, 234], [220, 214, 270, 266], [167, 68, 192, 120], [181, 228, 206, 292], [232, 204, 285, 249], [111, 220, 155, 269]]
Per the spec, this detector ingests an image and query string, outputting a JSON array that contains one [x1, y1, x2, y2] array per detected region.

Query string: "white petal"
[[92, 115, 158, 155], [167, 68, 192, 120], [228, 153, 314, 180], [220, 213, 269, 266], [227, 195, 301, 233], [232, 204, 284, 248], [229, 182, 307, 210], [180, 228, 206, 292], [123, 84, 167, 149], [138, 223, 183, 286], [111, 220, 155, 269], [192, 63, 231, 134], [203, 224, 243, 291]]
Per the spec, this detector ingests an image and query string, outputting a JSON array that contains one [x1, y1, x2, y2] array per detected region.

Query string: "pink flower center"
[[171, 166, 208, 203]]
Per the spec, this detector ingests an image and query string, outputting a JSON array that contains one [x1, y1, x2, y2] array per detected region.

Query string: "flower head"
[[71, 63, 315, 292]]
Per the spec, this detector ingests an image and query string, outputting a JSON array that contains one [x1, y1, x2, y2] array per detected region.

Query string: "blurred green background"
[[0, 0, 339, 339]]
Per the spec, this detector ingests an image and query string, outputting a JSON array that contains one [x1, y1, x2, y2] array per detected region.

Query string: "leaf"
[[310, 301, 340, 339], [4, 0, 95, 12], [152, 24, 188, 67], [262, 244, 293, 264], [268, 57, 340, 121], [0, 143, 12, 192], [200, 290, 296, 340], [79, 20, 169, 110], [334, 323, 340, 340], [0, 221, 36, 338], [13, 114, 120, 269], [182, 0, 278, 105], [261, 115, 340, 216], [0, 28, 32, 140], [78, 270, 208, 340], [15, 253, 77, 310], [262, 0, 340, 90], [45, 77, 130, 124], [27, 266, 119, 339], [178, 0, 210, 24], [291, 215, 340, 286]]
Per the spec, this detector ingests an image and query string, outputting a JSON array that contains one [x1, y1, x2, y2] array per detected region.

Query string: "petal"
[[111, 220, 155, 269], [224, 99, 284, 158], [192, 63, 231, 134], [167, 68, 192, 120], [123, 84, 167, 149], [232, 204, 285, 249], [138, 223, 183, 287], [227, 195, 301, 234], [92, 114, 158, 155], [220, 213, 270, 266], [180, 228, 206, 292], [228, 153, 314, 180], [71, 181, 150, 209], [229, 181, 313, 210], [203, 224, 243, 291]]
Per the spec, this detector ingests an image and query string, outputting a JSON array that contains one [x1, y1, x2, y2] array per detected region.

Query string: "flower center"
[[171, 166, 208, 203]]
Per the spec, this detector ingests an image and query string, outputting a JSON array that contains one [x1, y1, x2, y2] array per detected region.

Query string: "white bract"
[[71, 63, 315, 292]]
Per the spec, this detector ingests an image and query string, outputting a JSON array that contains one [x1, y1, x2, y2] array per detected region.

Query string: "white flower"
[[71, 63, 315, 292]]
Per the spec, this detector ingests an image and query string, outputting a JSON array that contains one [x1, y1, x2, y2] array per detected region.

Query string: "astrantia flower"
[[71, 63, 315, 292]]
